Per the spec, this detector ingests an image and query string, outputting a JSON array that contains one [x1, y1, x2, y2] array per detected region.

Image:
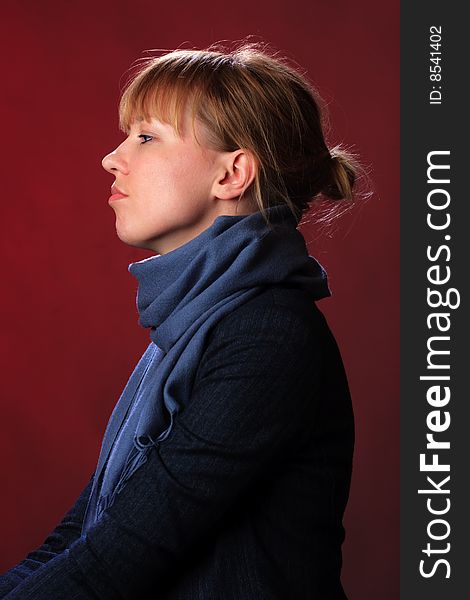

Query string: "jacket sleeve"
[[2, 301, 323, 600], [0, 472, 94, 598]]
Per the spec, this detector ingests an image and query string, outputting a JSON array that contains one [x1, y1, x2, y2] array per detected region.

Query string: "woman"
[[1, 41, 362, 599]]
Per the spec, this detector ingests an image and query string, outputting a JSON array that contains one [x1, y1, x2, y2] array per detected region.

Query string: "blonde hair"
[[118, 40, 368, 228]]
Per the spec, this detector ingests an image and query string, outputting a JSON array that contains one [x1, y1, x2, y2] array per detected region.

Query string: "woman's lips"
[[108, 192, 128, 203], [109, 184, 128, 203]]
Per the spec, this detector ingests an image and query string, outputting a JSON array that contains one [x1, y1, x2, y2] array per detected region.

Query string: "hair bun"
[[321, 149, 358, 201]]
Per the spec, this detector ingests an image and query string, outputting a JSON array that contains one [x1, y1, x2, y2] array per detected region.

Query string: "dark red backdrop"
[[0, 1, 399, 598]]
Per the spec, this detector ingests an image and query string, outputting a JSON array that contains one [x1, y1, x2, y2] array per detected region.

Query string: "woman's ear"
[[212, 149, 258, 200]]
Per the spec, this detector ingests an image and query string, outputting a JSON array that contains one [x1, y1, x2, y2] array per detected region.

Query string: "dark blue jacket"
[[0, 285, 354, 599]]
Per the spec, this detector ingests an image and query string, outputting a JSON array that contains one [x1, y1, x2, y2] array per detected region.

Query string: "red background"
[[0, 1, 399, 598]]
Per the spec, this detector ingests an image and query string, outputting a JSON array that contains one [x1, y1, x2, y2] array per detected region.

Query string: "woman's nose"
[[101, 146, 128, 174]]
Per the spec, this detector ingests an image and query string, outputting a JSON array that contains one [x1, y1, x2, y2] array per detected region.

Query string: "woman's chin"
[[115, 226, 149, 250]]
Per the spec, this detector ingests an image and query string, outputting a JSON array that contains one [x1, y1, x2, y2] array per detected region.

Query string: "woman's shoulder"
[[209, 284, 329, 347], [192, 285, 345, 408]]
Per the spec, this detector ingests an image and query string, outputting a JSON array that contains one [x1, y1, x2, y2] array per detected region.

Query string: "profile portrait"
[[0, 3, 398, 599]]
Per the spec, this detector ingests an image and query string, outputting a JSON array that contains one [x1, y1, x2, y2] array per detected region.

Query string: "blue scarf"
[[81, 204, 330, 534]]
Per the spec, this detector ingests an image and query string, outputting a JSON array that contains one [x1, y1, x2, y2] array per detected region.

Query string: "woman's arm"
[[0, 472, 95, 597], [2, 299, 323, 599]]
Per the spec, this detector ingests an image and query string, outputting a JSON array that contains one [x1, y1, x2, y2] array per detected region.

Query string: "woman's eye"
[[138, 134, 153, 144]]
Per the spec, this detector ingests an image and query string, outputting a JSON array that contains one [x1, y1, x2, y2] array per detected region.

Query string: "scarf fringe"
[[96, 415, 176, 520], [97, 438, 152, 518]]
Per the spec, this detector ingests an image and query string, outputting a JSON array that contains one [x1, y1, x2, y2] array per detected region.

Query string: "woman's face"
[[101, 110, 226, 254]]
